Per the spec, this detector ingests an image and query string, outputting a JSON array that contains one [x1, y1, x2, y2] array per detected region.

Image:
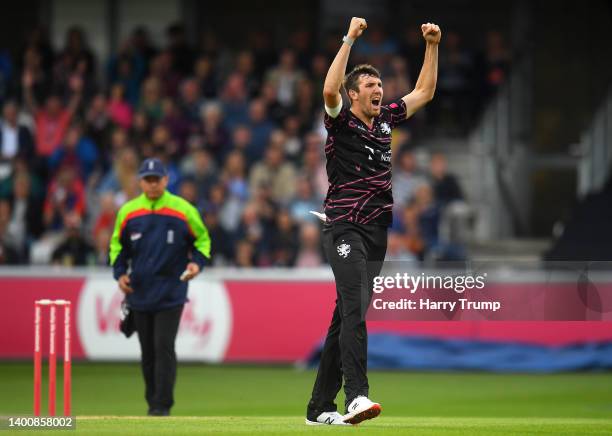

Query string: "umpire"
[[109, 158, 211, 416]]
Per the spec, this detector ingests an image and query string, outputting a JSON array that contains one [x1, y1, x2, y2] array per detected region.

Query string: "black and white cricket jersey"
[[323, 99, 408, 226]]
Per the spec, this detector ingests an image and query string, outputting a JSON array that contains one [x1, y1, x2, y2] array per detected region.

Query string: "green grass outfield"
[[1, 362, 611, 435]]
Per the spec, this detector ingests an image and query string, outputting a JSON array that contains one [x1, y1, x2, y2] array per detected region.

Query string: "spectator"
[[97, 146, 139, 199], [235, 239, 255, 267], [90, 191, 115, 266], [180, 148, 218, 204], [2, 172, 44, 261], [22, 26, 55, 78], [353, 27, 398, 64], [220, 73, 249, 129], [178, 178, 199, 206], [295, 222, 323, 267], [249, 143, 297, 205], [289, 29, 314, 70], [92, 192, 117, 246], [385, 230, 416, 261], [148, 50, 181, 98], [247, 98, 275, 162], [56, 27, 96, 83], [309, 53, 329, 103], [0, 101, 35, 164], [107, 41, 147, 107], [391, 200, 425, 260], [265, 49, 305, 108], [179, 78, 203, 123], [51, 212, 94, 266], [259, 80, 285, 124], [107, 84, 133, 129], [270, 209, 299, 266], [429, 152, 463, 206], [393, 148, 428, 212], [202, 209, 233, 266], [22, 69, 83, 159], [0, 156, 44, 200], [0, 200, 19, 264], [204, 183, 241, 234], [93, 226, 112, 265], [250, 183, 277, 231], [155, 148, 182, 193], [21, 46, 51, 104], [411, 183, 465, 261], [138, 77, 163, 121], [234, 202, 271, 266], [197, 102, 229, 161], [294, 78, 316, 128], [282, 114, 303, 161], [131, 26, 159, 72], [300, 133, 328, 199], [130, 112, 150, 147], [290, 176, 321, 224], [413, 183, 440, 255], [230, 125, 253, 166], [85, 92, 113, 152], [161, 98, 191, 151], [43, 166, 86, 231], [235, 50, 259, 98], [221, 150, 250, 204], [193, 55, 218, 99], [151, 124, 178, 159], [383, 56, 412, 102], [48, 123, 98, 181]]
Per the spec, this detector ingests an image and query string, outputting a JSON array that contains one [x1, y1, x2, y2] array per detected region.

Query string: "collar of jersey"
[[349, 108, 375, 131], [138, 190, 170, 209]]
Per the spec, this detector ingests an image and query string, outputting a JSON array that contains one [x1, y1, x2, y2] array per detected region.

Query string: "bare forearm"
[[323, 17, 367, 107], [414, 42, 438, 99], [323, 43, 351, 98], [402, 23, 441, 117]]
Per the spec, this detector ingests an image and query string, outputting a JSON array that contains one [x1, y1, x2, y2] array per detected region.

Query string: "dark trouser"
[[133, 304, 184, 412], [307, 222, 388, 417]]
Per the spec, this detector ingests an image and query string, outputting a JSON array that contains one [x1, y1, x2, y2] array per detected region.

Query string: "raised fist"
[[348, 17, 367, 39], [421, 22, 442, 44]]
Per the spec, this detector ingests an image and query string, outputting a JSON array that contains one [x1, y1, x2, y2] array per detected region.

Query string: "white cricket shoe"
[[305, 411, 349, 426], [342, 396, 382, 424]]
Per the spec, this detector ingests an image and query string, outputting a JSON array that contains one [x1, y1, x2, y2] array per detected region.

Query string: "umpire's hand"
[[180, 262, 201, 282], [118, 274, 133, 294]]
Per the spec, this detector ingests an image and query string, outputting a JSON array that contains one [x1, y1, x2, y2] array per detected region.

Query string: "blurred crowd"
[[0, 24, 510, 267]]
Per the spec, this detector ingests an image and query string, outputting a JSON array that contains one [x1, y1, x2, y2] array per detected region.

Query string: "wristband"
[[342, 35, 354, 47]]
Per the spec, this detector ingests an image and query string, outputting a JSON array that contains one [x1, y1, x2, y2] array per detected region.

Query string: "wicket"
[[34, 299, 72, 416]]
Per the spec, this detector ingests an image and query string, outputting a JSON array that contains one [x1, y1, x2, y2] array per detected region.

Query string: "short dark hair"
[[343, 64, 381, 94]]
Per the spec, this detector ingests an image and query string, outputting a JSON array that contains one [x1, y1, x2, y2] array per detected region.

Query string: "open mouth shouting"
[[371, 97, 381, 111]]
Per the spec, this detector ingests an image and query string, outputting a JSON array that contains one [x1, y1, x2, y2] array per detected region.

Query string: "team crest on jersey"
[[380, 122, 391, 135], [337, 243, 351, 258]]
